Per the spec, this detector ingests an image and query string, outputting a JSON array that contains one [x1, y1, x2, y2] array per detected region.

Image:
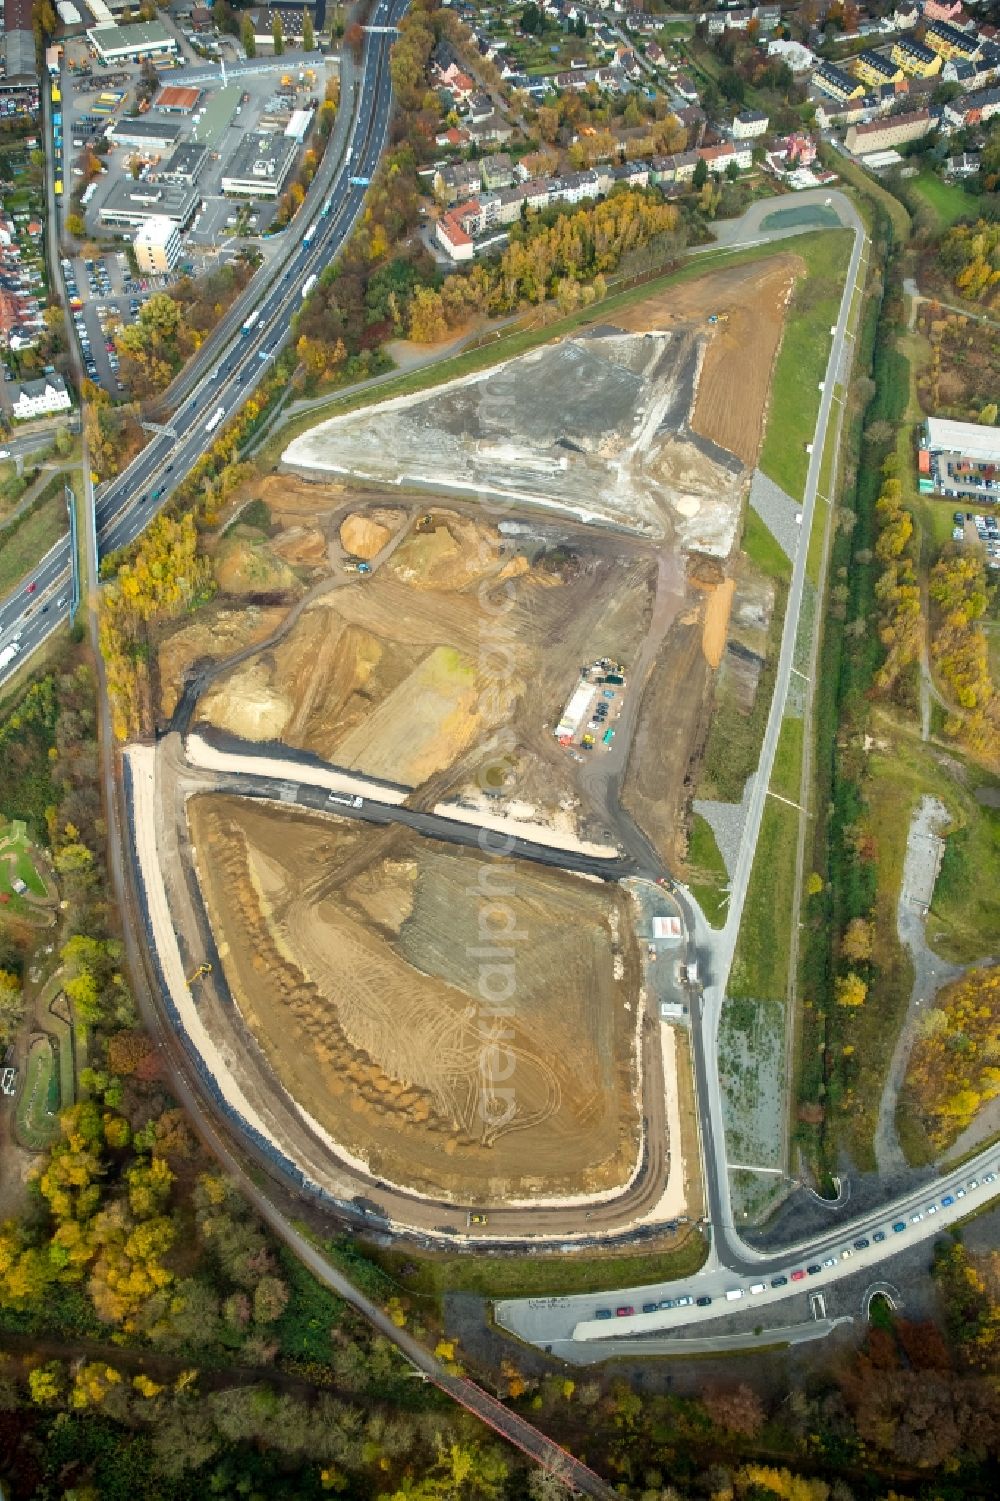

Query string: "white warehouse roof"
[[925, 417, 1000, 462], [57, 2, 82, 22]]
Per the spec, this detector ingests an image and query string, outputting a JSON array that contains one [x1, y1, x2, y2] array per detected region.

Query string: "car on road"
[[893, 1221, 906, 1233], [594, 1309, 613, 1320], [941, 1195, 954, 1207], [658, 1299, 675, 1311], [984, 1171, 996, 1183], [873, 1230, 886, 1243], [695, 1295, 712, 1307], [840, 1249, 853, 1260], [927, 1203, 939, 1215], [790, 1269, 806, 1281], [807, 1264, 821, 1276], [822, 1257, 836, 1269], [955, 1188, 966, 1199], [26, 582, 36, 593], [853, 1238, 870, 1250], [968, 1178, 979, 1189], [468, 1213, 486, 1225], [616, 1305, 634, 1318], [911, 1211, 924, 1223], [675, 1295, 693, 1308], [749, 1283, 766, 1295], [771, 1275, 788, 1288], [642, 1302, 657, 1314]]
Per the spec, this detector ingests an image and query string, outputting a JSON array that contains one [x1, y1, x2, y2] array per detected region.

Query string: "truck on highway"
[[240, 309, 261, 335], [205, 405, 225, 434], [0, 643, 21, 672], [301, 273, 318, 300], [303, 223, 317, 246], [327, 792, 364, 809]]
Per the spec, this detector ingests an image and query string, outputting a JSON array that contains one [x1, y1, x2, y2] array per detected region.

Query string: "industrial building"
[[154, 85, 202, 114], [87, 21, 179, 65], [159, 141, 209, 186], [109, 116, 184, 152], [221, 132, 297, 198], [920, 418, 1000, 501], [133, 215, 182, 274], [99, 177, 199, 229], [189, 84, 241, 148]]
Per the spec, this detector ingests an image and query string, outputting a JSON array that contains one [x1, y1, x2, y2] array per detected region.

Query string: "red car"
[[26, 581, 37, 594], [615, 1305, 635, 1317], [790, 1269, 806, 1282]]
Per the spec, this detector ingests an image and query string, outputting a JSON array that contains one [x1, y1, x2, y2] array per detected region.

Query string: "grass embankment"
[[728, 799, 799, 1003], [362, 1232, 709, 1301], [770, 716, 804, 805], [698, 580, 786, 805], [686, 813, 728, 928], [0, 489, 65, 599], [742, 507, 791, 584], [906, 170, 975, 230], [757, 231, 852, 502]]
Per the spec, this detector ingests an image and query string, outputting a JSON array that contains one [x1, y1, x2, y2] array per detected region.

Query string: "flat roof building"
[[99, 177, 199, 229], [922, 417, 1000, 501], [159, 141, 208, 185], [221, 132, 297, 198], [87, 22, 179, 65], [134, 215, 182, 274], [109, 116, 183, 152], [190, 84, 241, 148]]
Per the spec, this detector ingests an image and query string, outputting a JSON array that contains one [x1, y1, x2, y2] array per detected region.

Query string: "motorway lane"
[[0, 1, 407, 689]]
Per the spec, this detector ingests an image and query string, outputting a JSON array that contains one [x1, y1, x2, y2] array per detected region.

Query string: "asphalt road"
[[0, 0, 406, 687]]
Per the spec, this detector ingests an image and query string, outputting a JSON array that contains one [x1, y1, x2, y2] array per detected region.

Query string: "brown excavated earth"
[[340, 512, 391, 559], [613, 254, 801, 467], [190, 796, 641, 1199], [156, 604, 289, 719]]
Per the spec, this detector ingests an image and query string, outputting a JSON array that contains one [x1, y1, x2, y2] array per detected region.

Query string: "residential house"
[[467, 90, 494, 122], [923, 0, 964, 22], [435, 125, 471, 148], [890, 37, 942, 78], [651, 150, 700, 185], [852, 51, 904, 89], [813, 61, 866, 101], [944, 151, 980, 177], [814, 94, 874, 129], [951, 85, 1000, 127], [10, 374, 71, 420], [767, 38, 816, 75], [845, 108, 933, 155], [732, 109, 769, 140], [480, 152, 516, 190], [784, 133, 817, 166], [435, 203, 475, 262], [755, 4, 782, 32], [698, 141, 753, 173], [675, 73, 699, 101], [892, 3, 920, 29], [646, 42, 665, 68], [924, 19, 981, 64], [433, 159, 482, 204]]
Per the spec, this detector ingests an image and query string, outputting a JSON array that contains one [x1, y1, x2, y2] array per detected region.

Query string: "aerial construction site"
[[136, 251, 808, 1223]]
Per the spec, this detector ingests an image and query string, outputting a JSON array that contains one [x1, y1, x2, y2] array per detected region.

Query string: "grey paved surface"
[[874, 796, 964, 1176], [749, 468, 802, 561]]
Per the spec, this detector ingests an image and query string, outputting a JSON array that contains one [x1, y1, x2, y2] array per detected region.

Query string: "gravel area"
[[874, 796, 964, 1177], [693, 773, 756, 881], [749, 469, 802, 561]]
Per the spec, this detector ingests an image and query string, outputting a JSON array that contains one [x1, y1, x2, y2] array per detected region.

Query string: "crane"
[[186, 962, 212, 988]]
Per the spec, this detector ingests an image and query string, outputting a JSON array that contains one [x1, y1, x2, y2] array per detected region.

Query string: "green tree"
[[692, 155, 708, 189], [303, 8, 313, 50], [0, 970, 24, 1046], [272, 14, 284, 54], [241, 13, 255, 58]]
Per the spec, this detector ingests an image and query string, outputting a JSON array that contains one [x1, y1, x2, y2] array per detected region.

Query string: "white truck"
[[241, 310, 261, 335], [0, 642, 21, 673], [301, 273, 318, 300], [205, 405, 225, 434], [327, 792, 363, 809]]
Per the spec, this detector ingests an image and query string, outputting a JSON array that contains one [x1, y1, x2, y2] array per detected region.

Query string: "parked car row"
[[588, 1172, 997, 1323]]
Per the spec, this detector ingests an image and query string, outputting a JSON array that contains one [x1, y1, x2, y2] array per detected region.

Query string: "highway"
[[0, 0, 407, 688]]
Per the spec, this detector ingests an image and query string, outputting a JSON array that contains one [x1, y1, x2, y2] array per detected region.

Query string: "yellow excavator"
[[186, 962, 212, 988]]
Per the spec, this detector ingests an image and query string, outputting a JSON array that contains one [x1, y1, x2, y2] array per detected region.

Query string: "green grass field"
[[758, 232, 853, 502], [0, 820, 50, 916], [687, 813, 729, 928], [17, 1037, 60, 1150], [770, 715, 804, 805], [365, 1231, 709, 1300], [908, 170, 975, 229], [0, 493, 66, 600], [742, 507, 791, 584], [728, 798, 798, 1003]]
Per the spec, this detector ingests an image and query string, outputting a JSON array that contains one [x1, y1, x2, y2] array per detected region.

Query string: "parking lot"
[[951, 507, 1000, 569], [61, 251, 167, 393]]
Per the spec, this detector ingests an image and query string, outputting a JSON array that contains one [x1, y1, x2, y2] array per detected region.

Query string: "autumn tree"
[[241, 14, 255, 57], [0, 970, 24, 1047]]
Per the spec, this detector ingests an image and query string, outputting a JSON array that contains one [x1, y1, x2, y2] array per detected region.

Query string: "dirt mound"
[[214, 527, 303, 596], [156, 604, 288, 719], [341, 513, 390, 559], [702, 577, 735, 669], [389, 512, 501, 590], [271, 526, 328, 570], [190, 797, 641, 1198], [614, 255, 801, 467]]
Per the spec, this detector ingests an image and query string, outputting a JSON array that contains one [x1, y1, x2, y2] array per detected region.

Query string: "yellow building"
[[924, 19, 981, 63], [891, 38, 943, 77], [852, 50, 905, 88], [814, 62, 866, 102]]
